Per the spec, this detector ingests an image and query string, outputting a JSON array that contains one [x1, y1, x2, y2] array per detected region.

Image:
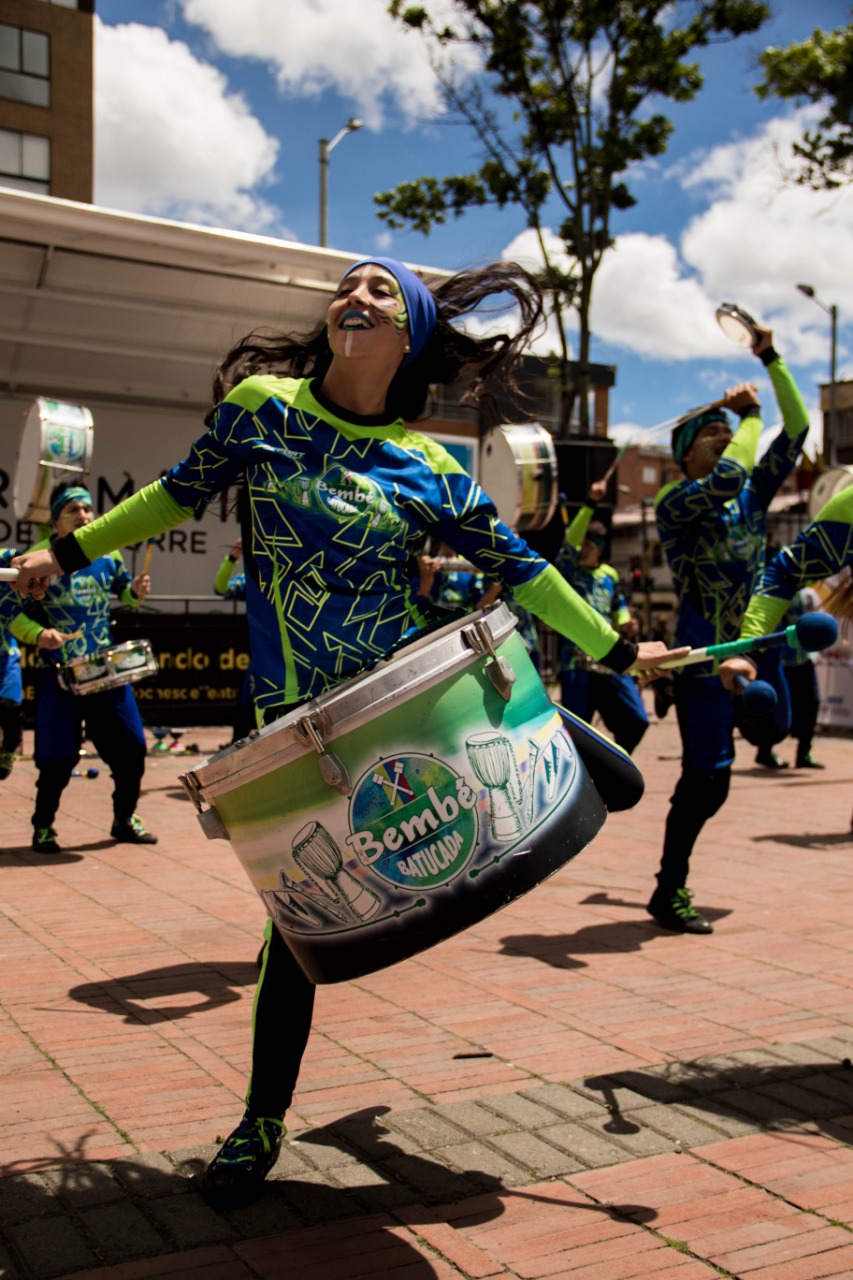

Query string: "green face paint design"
[[331, 269, 409, 340]]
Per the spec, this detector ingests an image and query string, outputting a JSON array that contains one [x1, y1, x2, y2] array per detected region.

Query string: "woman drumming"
[[12, 256, 686, 1208]]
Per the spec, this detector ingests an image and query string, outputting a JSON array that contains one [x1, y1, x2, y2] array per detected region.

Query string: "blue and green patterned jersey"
[[741, 487, 853, 640], [554, 505, 631, 669], [67, 376, 624, 715], [654, 357, 808, 668], [4, 540, 139, 665], [0, 550, 21, 662]]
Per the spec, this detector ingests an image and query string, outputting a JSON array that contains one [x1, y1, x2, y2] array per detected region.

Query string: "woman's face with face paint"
[[327, 265, 410, 366]]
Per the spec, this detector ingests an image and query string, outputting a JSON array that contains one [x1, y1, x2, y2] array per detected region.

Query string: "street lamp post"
[[797, 282, 838, 466], [318, 117, 363, 248]]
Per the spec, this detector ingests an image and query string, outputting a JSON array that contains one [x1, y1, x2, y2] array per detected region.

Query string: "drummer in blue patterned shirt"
[[11, 256, 687, 1210], [0, 551, 24, 781], [4, 485, 156, 854]]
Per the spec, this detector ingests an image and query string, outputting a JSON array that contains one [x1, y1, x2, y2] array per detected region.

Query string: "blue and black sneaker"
[[201, 1112, 284, 1210]]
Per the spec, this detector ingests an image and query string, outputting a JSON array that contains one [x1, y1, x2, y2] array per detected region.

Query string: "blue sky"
[[93, 0, 852, 450]]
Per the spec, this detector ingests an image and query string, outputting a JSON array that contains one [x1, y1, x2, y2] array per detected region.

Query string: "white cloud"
[[94, 19, 284, 233], [498, 109, 852, 379], [177, 0, 481, 130], [678, 110, 853, 370]]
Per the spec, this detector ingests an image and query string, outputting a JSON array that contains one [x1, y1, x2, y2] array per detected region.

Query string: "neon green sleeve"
[[74, 481, 192, 562], [214, 555, 237, 595], [9, 613, 43, 645], [721, 414, 762, 474], [513, 563, 619, 660], [565, 505, 593, 551], [768, 357, 810, 440], [119, 586, 142, 609]]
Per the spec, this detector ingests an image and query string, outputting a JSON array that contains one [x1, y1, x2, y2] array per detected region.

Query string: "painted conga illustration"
[[292, 820, 381, 921], [466, 730, 523, 841]]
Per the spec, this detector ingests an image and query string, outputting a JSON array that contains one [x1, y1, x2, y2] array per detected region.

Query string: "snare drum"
[[58, 640, 158, 696], [180, 604, 609, 984], [808, 466, 853, 519], [13, 397, 94, 524], [479, 422, 558, 532]]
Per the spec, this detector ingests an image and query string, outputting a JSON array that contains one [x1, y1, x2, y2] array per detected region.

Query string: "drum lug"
[[462, 620, 517, 702], [197, 806, 229, 841], [294, 713, 352, 796]]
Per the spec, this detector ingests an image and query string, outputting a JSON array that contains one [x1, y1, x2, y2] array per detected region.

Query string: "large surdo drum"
[[14, 397, 94, 524], [479, 422, 558, 533], [808, 466, 853, 519], [180, 604, 608, 983]]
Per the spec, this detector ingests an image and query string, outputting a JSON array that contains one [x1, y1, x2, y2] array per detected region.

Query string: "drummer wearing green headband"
[[10, 256, 688, 1211], [2, 483, 156, 854], [649, 323, 809, 935]]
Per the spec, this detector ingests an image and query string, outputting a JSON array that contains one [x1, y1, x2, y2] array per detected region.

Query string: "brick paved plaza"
[[1, 709, 852, 1279]]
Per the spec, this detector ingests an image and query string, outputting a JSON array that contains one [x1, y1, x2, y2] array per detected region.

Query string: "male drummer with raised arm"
[[4, 485, 156, 854], [648, 323, 808, 934]]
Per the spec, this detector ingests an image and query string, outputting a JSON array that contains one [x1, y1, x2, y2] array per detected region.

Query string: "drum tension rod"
[[463, 620, 517, 702], [294, 714, 352, 796]]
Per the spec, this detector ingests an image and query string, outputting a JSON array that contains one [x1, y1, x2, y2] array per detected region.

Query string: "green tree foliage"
[[378, 0, 769, 433], [755, 10, 853, 190]]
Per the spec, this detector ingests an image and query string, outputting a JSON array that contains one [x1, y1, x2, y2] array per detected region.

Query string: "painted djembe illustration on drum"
[[466, 731, 524, 841], [292, 820, 381, 921]]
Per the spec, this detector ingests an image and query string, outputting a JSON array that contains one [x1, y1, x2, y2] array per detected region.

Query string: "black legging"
[[0, 698, 22, 756], [657, 765, 731, 895], [245, 919, 316, 1120]]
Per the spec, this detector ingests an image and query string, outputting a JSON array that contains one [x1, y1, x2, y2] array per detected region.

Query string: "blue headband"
[[346, 257, 437, 368], [672, 408, 730, 468], [51, 486, 93, 522]]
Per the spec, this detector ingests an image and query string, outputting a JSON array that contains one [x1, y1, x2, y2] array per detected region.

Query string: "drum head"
[[716, 302, 759, 349], [479, 422, 558, 532], [808, 466, 853, 519], [14, 397, 94, 523]]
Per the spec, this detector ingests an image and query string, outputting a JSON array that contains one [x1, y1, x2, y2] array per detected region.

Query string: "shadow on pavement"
[[0, 1106, 658, 1280], [752, 830, 853, 848], [67, 960, 260, 1024], [584, 1058, 853, 1148]]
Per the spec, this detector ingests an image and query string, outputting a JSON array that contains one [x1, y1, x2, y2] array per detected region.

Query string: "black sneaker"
[[201, 1112, 284, 1210], [32, 825, 60, 854], [111, 814, 158, 844], [795, 751, 825, 769], [755, 749, 788, 769], [648, 887, 713, 935]]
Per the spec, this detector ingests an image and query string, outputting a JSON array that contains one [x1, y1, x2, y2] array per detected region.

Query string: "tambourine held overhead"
[[716, 301, 760, 349]]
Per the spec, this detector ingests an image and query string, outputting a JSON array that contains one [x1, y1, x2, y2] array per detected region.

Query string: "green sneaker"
[[111, 814, 158, 844], [32, 826, 60, 854], [201, 1113, 284, 1210], [648, 887, 713, 935], [0, 750, 17, 781]]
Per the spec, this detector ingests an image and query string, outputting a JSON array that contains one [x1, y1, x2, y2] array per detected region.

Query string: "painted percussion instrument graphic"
[[13, 397, 94, 524], [479, 422, 558, 532], [179, 604, 609, 984], [58, 639, 158, 695]]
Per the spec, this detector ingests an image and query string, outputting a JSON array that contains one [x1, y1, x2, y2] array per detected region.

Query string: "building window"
[[642, 465, 657, 485], [0, 128, 50, 193], [0, 24, 50, 107]]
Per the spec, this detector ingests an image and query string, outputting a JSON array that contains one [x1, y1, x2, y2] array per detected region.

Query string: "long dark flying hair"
[[209, 261, 545, 426]]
